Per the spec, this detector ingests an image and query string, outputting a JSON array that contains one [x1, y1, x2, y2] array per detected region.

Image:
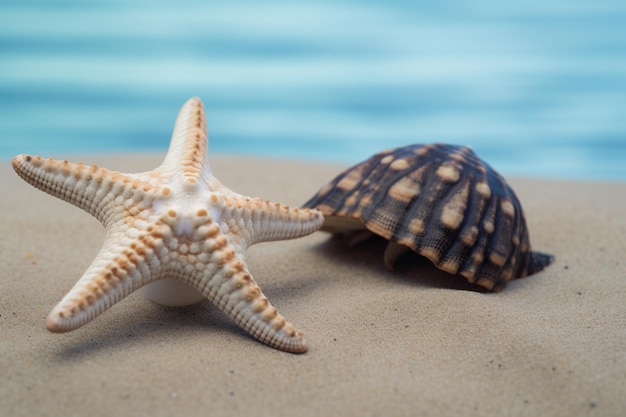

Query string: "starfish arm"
[[11, 154, 154, 226], [223, 195, 324, 246], [46, 232, 162, 332], [157, 97, 210, 184], [187, 250, 308, 353]]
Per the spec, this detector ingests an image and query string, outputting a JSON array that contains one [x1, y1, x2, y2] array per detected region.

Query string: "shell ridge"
[[437, 178, 484, 275]]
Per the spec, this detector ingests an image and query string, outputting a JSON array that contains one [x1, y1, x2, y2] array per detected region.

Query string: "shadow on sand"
[[309, 233, 490, 293]]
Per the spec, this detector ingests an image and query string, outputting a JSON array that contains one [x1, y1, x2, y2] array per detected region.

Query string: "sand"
[[1, 153, 624, 417]]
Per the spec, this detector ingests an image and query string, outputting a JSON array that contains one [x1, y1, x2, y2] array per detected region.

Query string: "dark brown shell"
[[303, 143, 554, 291]]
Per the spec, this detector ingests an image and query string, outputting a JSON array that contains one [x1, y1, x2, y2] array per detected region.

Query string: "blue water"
[[1, 0, 625, 180]]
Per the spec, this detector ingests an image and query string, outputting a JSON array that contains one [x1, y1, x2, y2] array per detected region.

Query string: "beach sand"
[[1, 154, 624, 417]]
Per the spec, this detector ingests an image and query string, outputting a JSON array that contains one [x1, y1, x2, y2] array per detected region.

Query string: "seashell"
[[303, 144, 554, 291]]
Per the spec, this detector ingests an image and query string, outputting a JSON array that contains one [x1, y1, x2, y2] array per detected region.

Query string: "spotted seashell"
[[303, 144, 554, 291]]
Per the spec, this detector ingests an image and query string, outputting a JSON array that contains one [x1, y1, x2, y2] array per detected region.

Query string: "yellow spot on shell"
[[449, 152, 467, 162], [420, 246, 441, 263], [344, 194, 358, 207], [475, 182, 491, 198], [461, 226, 479, 246], [439, 259, 460, 274], [501, 268, 514, 280], [413, 146, 431, 156], [441, 208, 464, 230], [472, 252, 484, 264], [436, 164, 460, 183], [501, 200, 515, 217], [337, 170, 361, 190], [440, 182, 469, 230], [476, 277, 495, 291], [388, 177, 420, 202], [381, 155, 394, 164], [389, 158, 409, 170], [408, 218, 425, 234], [357, 195, 373, 209], [489, 252, 507, 267]]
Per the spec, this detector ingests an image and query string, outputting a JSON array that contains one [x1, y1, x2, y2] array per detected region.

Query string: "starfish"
[[11, 97, 324, 353]]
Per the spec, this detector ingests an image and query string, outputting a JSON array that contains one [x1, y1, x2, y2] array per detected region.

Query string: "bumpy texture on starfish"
[[12, 97, 324, 353]]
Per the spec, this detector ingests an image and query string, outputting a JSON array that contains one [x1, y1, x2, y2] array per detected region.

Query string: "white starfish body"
[[12, 97, 323, 353]]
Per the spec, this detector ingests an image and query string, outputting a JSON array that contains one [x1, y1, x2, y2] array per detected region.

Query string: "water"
[[1, 0, 625, 180]]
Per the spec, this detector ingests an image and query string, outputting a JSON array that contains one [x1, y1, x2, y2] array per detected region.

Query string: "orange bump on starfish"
[[12, 97, 324, 353]]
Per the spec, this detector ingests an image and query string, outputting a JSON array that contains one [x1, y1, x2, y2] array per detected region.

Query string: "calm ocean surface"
[[1, 0, 625, 180]]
